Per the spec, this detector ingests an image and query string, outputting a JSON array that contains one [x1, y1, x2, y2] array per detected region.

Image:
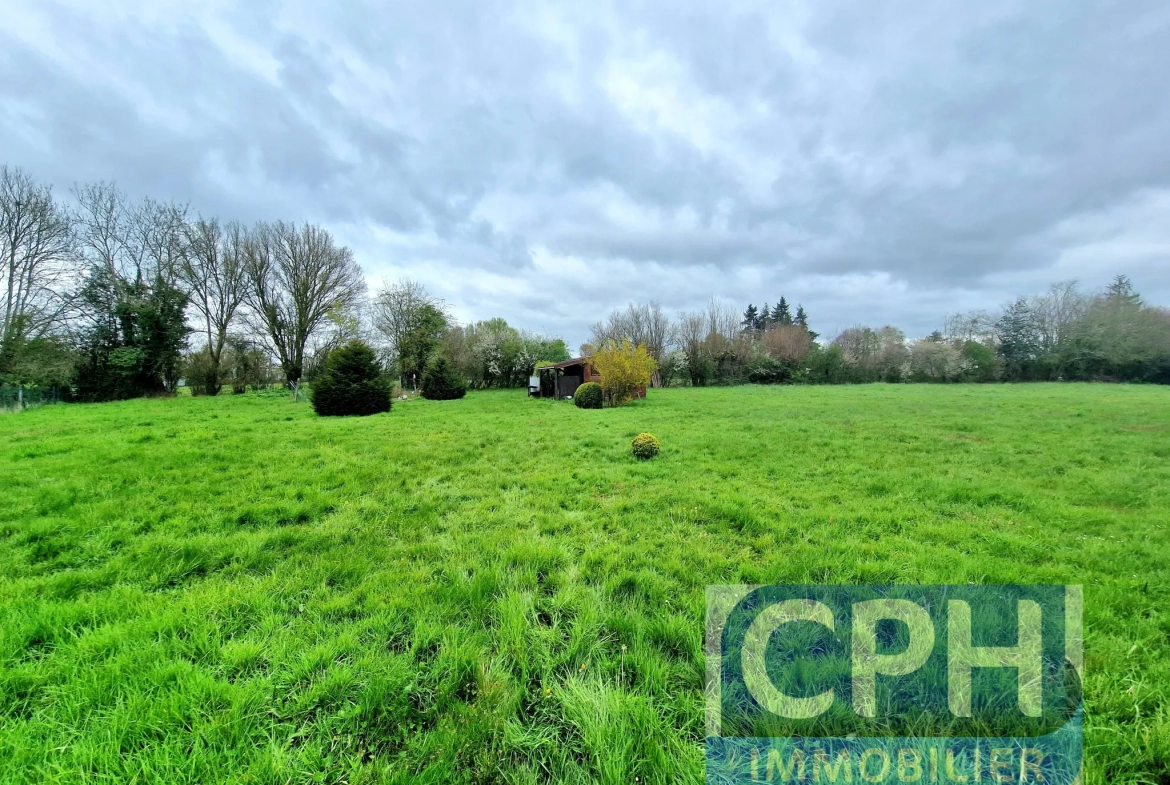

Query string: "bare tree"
[[833, 325, 908, 380], [762, 324, 813, 362], [589, 301, 672, 385], [71, 182, 126, 279], [703, 297, 752, 379], [874, 326, 910, 379], [942, 309, 997, 344], [372, 279, 449, 388], [132, 199, 188, 286], [908, 339, 965, 381], [0, 166, 75, 359], [676, 309, 707, 386], [71, 182, 186, 285], [178, 218, 247, 394], [243, 221, 366, 396], [591, 302, 671, 357], [833, 325, 882, 365], [643, 303, 671, 358], [1031, 280, 1088, 357], [704, 297, 741, 341]]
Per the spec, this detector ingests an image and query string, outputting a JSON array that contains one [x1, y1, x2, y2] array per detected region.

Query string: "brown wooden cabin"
[[533, 357, 646, 399]]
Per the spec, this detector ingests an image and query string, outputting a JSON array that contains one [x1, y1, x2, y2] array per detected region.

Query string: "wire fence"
[[0, 386, 63, 412]]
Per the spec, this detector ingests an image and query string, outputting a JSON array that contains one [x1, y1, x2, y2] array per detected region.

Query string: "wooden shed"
[[534, 357, 646, 399]]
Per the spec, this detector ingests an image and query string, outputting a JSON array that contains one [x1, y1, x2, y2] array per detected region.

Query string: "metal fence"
[[0, 386, 63, 412]]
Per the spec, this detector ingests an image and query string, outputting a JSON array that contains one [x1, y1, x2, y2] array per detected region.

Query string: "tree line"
[[584, 277, 1169, 387], [4, 161, 1167, 405], [0, 165, 568, 401], [818, 276, 1169, 384], [370, 279, 569, 391], [1, 165, 371, 400]]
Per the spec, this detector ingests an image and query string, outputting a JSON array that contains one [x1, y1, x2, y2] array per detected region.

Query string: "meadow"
[[1, 384, 1167, 784]]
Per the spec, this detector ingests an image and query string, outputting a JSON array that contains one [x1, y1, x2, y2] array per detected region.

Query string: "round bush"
[[421, 355, 467, 400], [311, 341, 392, 417], [631, 432, 660, 460], [574, 381, 603, 409]]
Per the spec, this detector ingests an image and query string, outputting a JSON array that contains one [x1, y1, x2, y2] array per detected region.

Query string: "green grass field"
[[1, 385, 1168, 784]]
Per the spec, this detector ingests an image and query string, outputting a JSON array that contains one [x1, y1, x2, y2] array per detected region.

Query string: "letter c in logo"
[[741, 599, 835, 718]]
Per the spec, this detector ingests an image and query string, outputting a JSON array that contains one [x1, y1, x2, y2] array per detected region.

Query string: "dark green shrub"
[[631, 432, 660, 460], [421, 355, 467, 400], [574, 381, 602, 409], [184, 348, 219, 396], [311, 341, 392, 417], [803, 345, 852, 385], [73, 271, 190, 401]]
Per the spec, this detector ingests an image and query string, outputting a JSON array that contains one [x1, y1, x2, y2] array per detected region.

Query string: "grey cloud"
[[2, 0, 1169, 344]]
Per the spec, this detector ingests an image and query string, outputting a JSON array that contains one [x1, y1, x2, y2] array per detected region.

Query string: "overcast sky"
[[3, 0, 1169, 349]]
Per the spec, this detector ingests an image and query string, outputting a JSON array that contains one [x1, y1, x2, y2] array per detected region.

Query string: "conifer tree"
[[774, 297, 793, 326], [742, 304, 759, 332], [1104, 275, 1142, 308], [421, 354, 467, 400], [995, 297, 1040, 380], [311, 340, 392, 416]]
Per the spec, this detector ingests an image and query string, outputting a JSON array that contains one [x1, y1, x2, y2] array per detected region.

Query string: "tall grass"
[[1, 384, 1167, 783]]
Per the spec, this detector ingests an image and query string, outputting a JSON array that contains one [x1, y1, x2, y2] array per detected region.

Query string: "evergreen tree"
[[995, 297, 1040, 380], [311, 340, 392, 416], [741, 304, 759, 332], [1083, 274, 1155, 378], [794, 304, 808, 328], [774, 297, 793, 326], [1104, 275, 1142, 308], [72, 270, 191, 401], [138, 277, 190, 393], [758, 303, 770, 331], [421, 354, 467, 400]]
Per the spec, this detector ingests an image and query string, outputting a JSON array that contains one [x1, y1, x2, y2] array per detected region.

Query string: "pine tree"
[[1092, 274, 1148, 375], [421, 354, 467, 400], [1104, 275, 1142, 308], [995, 297, 1040, 380], [742, 304, 759, 332], [758, 303, 770, 331], [311, 340, 392, 416], [774, 297, 793, 326], [794, 305, 808, 328]]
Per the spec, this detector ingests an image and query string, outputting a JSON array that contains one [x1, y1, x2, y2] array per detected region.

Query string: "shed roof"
[[538, 356, 591, 371]]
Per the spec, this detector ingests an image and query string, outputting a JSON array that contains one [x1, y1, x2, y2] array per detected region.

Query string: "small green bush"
[[311, 341, 392, 417], [631, 432, 660, 460], [421, 355, 467, 400], [574, 382, 603, 409], [183, 348, 220, 396]]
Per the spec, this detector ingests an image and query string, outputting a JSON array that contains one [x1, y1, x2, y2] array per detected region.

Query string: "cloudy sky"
[[3, 0, 1169, 348]]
